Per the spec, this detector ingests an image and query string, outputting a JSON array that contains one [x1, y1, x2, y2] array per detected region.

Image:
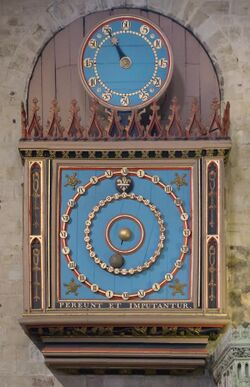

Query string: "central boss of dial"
[[106, 214, 145, 268]]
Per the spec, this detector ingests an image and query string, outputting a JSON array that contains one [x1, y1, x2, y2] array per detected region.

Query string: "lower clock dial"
[[59, 167, 192, 301]]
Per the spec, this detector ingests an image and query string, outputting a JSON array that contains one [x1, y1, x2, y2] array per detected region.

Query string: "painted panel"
[[28, 160, 46, 311], [200, 49, 220, 122], [57, 166, 194, 307], [56, 66, 72, 127], [28, 56, 42, 121], [69, 17, 84, 65], [41, 39, 56, 127], [171, 22, 186, 108], [207, 237, 218, 308], [31, 238, 42, 309], [207, 161, 218, 235], [55, 26, 70, 69], [30, 163, 41, 235]]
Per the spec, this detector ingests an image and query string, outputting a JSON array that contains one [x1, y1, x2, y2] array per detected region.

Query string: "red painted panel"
[[111, 8, 141, 16], [70, 64, 88, 128], [56, 66, 71, 127], [68, 18, 86, 126], [55, 26, 70, 69], [85, 10, 110, 34], [41, 39, 56, 126], [186, 30, 200, 65], [28, 56, 42, 122], [69, 18, 84, 65], [200, 49, 220, 125], [159, 14, 172, 38], [83, 12, 111, 119], [170, 22, 187, 120], [158, 15, 173, 124], [141, 9, 160, 25], [186, 64, 200, 98]]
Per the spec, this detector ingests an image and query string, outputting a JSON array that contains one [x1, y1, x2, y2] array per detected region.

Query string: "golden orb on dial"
[[118, 228, 132, 242]]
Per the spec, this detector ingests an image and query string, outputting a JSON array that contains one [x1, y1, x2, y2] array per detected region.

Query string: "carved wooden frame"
[[19, 97, 231, 371]]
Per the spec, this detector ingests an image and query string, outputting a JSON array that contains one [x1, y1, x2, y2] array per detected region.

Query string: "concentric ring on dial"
[[93, 31, 159, 97], [84, 192, 165, 275], [105, 214, 145, 254]]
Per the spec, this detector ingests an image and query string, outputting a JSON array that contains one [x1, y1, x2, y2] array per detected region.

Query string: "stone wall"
[[0, 0, 249, 386]]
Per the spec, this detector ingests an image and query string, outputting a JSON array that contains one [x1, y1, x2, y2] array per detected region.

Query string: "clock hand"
[[108, 31, 132, 69], [108, 31, 126, 59], [115, 44, 127, 61]]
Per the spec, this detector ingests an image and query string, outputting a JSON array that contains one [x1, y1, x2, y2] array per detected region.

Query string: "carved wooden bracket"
[[46, 100, 64, 139]]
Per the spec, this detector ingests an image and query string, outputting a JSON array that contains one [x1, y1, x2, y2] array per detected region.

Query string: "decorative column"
[[212, 325, 250, 387]]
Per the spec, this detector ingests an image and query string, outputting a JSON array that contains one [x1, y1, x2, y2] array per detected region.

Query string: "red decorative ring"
[[105, 214, 145, 255]]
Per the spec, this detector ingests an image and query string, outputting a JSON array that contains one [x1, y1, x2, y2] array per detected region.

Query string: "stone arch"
[[5, 0, 238, 104], [26, 8, 231, 135]]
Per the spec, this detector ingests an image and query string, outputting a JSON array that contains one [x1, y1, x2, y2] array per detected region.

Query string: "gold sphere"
[[118, 228, 132, 241]]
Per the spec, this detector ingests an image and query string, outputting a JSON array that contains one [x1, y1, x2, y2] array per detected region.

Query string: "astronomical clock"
[[19, 14, 231, 372]]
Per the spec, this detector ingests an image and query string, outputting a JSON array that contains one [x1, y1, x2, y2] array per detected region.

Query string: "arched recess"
[[28, 8, 220, 128]]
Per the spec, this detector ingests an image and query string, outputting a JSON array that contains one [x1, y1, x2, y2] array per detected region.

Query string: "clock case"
[[19, 97, 231, 372]]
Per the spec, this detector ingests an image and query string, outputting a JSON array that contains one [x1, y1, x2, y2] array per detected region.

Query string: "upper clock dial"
[[79, 16, 173, 110]]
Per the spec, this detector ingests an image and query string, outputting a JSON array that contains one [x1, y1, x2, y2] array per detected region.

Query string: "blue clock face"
[[79, 16, 173, 109], [58, 166, 193, 305]]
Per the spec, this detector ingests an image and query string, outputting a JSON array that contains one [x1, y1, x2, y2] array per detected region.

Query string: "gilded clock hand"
[[108, 31, 132, 69]]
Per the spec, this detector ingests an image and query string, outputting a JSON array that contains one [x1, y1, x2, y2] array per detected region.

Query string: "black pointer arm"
[[115, 44, 127, 60], [108, 31, 127, 59]]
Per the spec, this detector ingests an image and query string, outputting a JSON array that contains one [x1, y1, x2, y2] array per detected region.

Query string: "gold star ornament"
[[169, 279, 187, 296]]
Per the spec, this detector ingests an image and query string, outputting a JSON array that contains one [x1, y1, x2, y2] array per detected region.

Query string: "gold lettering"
[[122, 20, 131, 30], [140, 25, 150, 35]]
